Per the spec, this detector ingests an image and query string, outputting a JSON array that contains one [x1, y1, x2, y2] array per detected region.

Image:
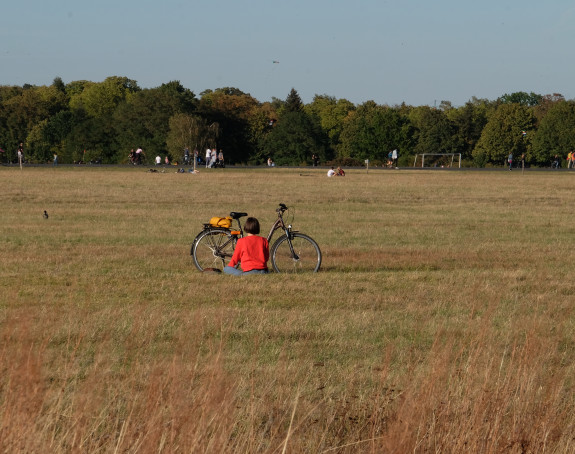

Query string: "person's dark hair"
[[244, 217, 260, 235]]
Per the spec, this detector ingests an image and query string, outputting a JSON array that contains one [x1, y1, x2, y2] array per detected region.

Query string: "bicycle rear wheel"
[[192, 228, 236, 271], [270, 233, 322, 273]]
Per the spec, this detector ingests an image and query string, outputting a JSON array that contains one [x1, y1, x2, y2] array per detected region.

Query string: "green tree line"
[[1, 76, 574, 167]]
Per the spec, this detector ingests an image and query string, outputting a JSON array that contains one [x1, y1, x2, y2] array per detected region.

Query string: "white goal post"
[[413, 153, 461, 168]]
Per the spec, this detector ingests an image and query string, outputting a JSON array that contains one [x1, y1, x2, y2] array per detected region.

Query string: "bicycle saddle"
[[229, 212, 248, 219]]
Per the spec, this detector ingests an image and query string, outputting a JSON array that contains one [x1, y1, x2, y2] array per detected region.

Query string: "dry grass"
[[1, 166, 575, 452]]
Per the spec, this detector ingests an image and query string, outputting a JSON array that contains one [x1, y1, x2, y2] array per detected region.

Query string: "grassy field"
[[1, 166, 575, 453]]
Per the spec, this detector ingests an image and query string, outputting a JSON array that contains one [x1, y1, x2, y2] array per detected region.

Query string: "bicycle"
[[191, 203, 322, 273]]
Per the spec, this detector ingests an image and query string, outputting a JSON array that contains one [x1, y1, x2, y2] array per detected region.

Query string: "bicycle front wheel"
[[270, 233, 322, 273], [192, 228, 236, 271]]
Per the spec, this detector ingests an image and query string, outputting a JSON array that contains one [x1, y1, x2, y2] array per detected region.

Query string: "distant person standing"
[[218, 149, 224, 168], [508, 152, 513, 170], [209, 150, 217, 168], [53, 152, 58, 166], [392, 148, 398, 168], [155, 155, 161, 165], [135, 147, 144, 165], [184, 147, 190, 165], [17, 143, 24, 161], [17, 143, 24, 168], [205, 148, 212, 168]]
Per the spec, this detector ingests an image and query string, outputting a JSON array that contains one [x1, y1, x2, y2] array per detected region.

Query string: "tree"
[[473, 103, 535, 166], [499, 91, 542, 106], [409, 106, 456, 156], [65, 80, 91, 97], [0, 86, 24, 158], [26, 119, 51, 163], [285, 88, 303, 112], [2, 85, 68, 161], [27, 110, 77, 163], [69, 76, 140, 118], [0, 85, 23, 103], [52, 76, 66, 93], [202, 87, 249, 97], [261, 89, 326, 165], [261, 112, 323, 165], [531, 101, 575, 166], [112, 84, 196, 162], [198, 88, 260, 163], [305, 95, 355, 161], [166, 114, 219, 161], [534, 93, 565, 124], [246, 102, 280, 164], [62, 114, 115, 163], [339, 101, 409, 163], [157, 81, 197, 112], [447, 101, 489, 161]]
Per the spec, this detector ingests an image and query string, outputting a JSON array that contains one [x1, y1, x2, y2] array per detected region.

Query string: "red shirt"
[[228, 235, 269, 272]]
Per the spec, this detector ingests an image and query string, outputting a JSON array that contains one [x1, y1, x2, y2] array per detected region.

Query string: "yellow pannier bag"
[[209, 216, 233, 229]]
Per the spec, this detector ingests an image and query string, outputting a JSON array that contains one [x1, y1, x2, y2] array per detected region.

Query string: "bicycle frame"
[[231, 206, 300, 261], [198, 204, 299, 263], [265, 216, 285, 242], [192, 203, 321, 272], [222, 204, 294, 244], [265, 208, 300, 260]]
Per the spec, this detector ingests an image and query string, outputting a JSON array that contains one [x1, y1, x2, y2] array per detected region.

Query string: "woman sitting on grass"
[[223, 217, 269, 275]]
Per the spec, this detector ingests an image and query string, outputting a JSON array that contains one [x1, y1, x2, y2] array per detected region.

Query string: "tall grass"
[[1, 166, 575, 452]]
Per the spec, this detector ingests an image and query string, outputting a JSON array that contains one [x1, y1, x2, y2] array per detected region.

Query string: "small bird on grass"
[[43, 210, 49, 219]]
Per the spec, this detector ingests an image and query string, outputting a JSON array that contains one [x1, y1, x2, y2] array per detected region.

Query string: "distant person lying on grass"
[[223, 217, 269, 275]]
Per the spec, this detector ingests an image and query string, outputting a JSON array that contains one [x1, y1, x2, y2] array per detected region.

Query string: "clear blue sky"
[[2, 0, 574, 106]]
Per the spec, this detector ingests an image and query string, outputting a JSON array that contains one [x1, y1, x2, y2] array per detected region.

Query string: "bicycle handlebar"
[[277, 203, 288, 213]]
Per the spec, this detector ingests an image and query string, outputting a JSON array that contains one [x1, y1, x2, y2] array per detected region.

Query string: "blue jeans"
[[223, 266, 268, 276]]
